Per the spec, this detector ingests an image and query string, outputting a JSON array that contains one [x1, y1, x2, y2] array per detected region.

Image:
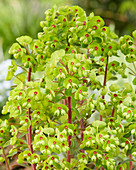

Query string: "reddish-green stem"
[[100, 55, 109, 121], [2, 147, 10, 170], [87, 48, 89, 58], [129, 154, 133, 170], [111, 107, 115, 117], [80, 118, 84, 153], [64, 98, 67, 105], [27, 68, 36, 170], [67, 96, 72, 163], [80, 100, 84, 153]]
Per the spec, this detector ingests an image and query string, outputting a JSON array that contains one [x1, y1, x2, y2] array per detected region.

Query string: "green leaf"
[[8, 148, 17, 157], [89, 70, 96, 81], [73, 108, 81, 120], [3, 141, 10, 148], [13, 73, 26, 85], [70, 158, 79, 167], [123, 83, 132, 92], [17, 153, 24, 164], [16, 36, 32, 46], [10, 136, 17, 145], [71, 97, 76, 108], [8, 43, 21, 54], [101, 86, 108, 96], [132, 30, 136, 39], [53, 162, 62, 169], [92, 120, 106, 128], [109, 84, 121, 92], [5, 71, 14, 81], [44, 128, 54, 135], [133, 77, 136, 85], [123, 96, 132, 106], [0, 157, 5, 162], [65, 88, 72, 97]]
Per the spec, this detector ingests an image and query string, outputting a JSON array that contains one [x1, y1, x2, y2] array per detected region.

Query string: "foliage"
[[1, 5, 136, 170], [72, 0, 136, 36]]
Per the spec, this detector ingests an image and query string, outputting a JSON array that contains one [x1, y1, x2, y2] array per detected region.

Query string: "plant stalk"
[[87, 48, 89, 58], [67, 96, 72, 163], [27, 68, 36, 170], [80, 100, 84, 153], [80, 118, 84, 153], [129, 154, 133, 170], [2, 147, 10, 170], [100, 55, 109, 121], [111, 107, 115, 117]]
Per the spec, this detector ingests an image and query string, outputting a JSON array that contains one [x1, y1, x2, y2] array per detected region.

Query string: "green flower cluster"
[[1, 5, 136, 170]]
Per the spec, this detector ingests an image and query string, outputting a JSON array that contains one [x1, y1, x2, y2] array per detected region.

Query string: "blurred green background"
[[0, 0, 136, 114]]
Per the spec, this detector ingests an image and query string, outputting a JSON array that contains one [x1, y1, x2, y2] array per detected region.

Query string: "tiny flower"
[[52, 24, 55, 28], [59, 69, 62, 73], [37, 111, 40, 115], [28, 153, 31, 157], [83, 21, 86, 25], [114, 94, 117, 97], [58, 107, 62, 110], [85, 34, 89, 37], [34, 91, 37, 95], [27, 99, 31, 102], [25, 119, 28, 122], [69, 79, 72, 83], [101, 58, 104, 62], [94, 46, 98, 50], [93, 26, 97, 30], [125, 141, 129, 144], [18, 48, 21, 52]]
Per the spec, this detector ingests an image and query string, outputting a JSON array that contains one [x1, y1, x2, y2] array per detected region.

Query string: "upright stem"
[[129, 154, 133, 169], [2, 147, 10, 170], [100, 55, 109, 121], [28, 68, 31, 82], [27, 68, 36, 170], [67, 97, 72, 163], [80, 100, 84, 153], [111, 107, 115, 117], [87, 48, 89, 59], [80, 118, 84, 153]]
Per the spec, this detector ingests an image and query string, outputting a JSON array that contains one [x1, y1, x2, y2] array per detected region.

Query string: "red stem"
[[27, 68, 36, 170], [129, 154, 133, 170], [64, 98, 67, 105], [100, 55, 109, 121], [111, 107, 115, 117], [87, 48, 89, 58], [2, 147, 10, 170], [67, 97, 72, 163], [80, 100, 84, 153], [80, 118, 84, 153]]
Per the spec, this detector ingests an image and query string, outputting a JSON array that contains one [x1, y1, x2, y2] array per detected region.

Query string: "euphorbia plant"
[[1, 5, 136, 170]]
